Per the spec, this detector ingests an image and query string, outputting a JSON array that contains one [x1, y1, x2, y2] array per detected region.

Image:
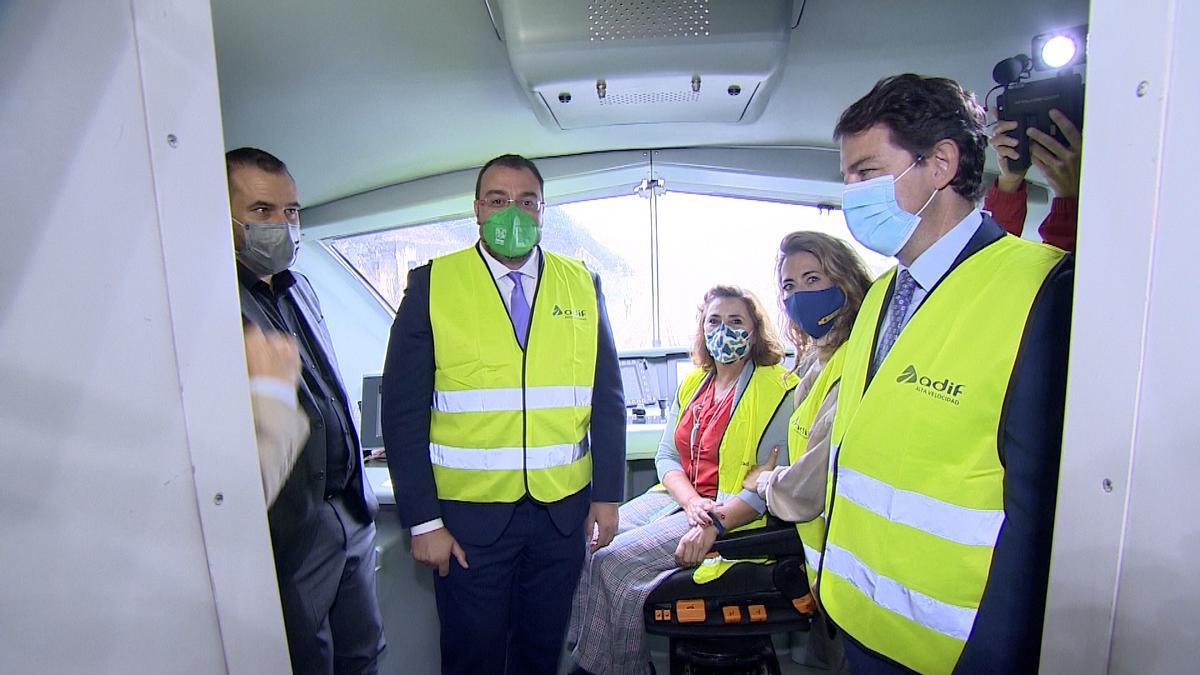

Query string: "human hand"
[[585, 502, 619, 552], [684, 496, 716, 527], [742, 446, 780, 492], [244, 323, 301, 386], [1027, 109, 1083, 199], [674, 524, 719, 566], [411, 527, 468, 577], [989, 119, 1029, 191]]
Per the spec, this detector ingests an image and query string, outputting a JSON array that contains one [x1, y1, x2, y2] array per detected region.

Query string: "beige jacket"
[[250, 378, 310, 505], [755, 351, 839, 522]]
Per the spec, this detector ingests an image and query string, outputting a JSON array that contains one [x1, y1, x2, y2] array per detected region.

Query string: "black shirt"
[[238, 264, 355, 495]]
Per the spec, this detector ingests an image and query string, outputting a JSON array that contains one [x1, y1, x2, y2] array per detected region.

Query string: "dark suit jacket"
[[238, 268, 379, 577], [848, 216, 1075, 674], [381, 246, 626, 546]]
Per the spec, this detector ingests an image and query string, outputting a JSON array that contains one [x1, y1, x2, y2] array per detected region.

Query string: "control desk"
[[359, 349, 694, 502]]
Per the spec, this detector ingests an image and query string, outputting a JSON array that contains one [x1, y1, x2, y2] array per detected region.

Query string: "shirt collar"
[[901, 209, 983, 291], [236, 261, 295, 292], [477, 241, 540, 281]]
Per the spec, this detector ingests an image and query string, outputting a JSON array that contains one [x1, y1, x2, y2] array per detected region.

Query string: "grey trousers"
[[278, 493, 387, 675]]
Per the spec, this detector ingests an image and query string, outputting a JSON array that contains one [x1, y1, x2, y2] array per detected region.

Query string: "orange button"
[[663, 609, 671, 621], [792, 594, 816, 614], [676, 599, 706, 623], [748, 604, 768, 622], [722, 606, 743, 623], [654, 609, 665, 621]]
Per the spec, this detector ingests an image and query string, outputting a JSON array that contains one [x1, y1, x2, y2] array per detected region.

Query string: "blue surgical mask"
[[704, 323, 751, 365], [841, 160, 939, 257], [784, 286, 846, 340]]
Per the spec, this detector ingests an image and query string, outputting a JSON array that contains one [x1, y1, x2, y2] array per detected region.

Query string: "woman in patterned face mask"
[[567, 286, 796, 675]]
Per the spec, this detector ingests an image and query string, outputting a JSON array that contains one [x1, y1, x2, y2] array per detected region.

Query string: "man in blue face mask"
[[381, 154, 626, 674], [815, 75, 1075, 674]]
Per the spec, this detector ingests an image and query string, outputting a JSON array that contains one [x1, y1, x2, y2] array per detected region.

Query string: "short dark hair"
[[834, 74, 988, 202], [225, 147, 292, 182], [474, 154, 544, 199]]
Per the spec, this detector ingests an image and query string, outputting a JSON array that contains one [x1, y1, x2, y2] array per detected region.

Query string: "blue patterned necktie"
[[507, 271, 530, 348], [876, 269, 917, 365]]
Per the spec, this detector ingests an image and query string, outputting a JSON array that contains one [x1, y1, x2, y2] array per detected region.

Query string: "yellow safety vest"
[[817, 235, 1065, 674], [678, 363, 797, 583], [787, 344, 847, 591], [427, 246, 598, 503]]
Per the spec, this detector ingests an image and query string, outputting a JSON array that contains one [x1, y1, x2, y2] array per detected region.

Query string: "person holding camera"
[[984, 108, 1081, 251]]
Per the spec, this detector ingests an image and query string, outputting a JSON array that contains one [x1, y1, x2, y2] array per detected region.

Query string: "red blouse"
[[673, 376, 736, 498]]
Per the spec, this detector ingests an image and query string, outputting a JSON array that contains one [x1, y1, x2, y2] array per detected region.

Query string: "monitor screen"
[[620, 358, 658, 407], [359, 375, 384, 449], [674, 359, 697, 391]]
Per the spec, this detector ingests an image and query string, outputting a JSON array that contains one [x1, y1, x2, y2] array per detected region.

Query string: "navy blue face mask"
[[784, 286, 846, 339]]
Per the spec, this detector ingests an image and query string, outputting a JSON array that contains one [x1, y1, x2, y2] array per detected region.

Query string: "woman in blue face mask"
[[741, 231, 873, 670], [568, 286, 796, 675]]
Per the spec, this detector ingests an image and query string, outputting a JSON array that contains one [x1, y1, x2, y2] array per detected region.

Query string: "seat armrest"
[[711, 516, 805, 559]]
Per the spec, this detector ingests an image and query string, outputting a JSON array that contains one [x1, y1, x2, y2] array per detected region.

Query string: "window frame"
[[311, 147, 852, 351]]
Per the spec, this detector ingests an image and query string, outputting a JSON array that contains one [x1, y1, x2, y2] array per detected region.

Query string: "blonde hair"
[[775, 231, 873, 361], [690, 285, 786, 370]]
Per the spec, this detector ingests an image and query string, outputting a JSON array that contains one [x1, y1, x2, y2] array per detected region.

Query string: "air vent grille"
[[588, 0, 711, 41], [599, 91, 701, 105]]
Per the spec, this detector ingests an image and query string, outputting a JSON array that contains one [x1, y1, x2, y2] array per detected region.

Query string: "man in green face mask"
[[382, 154, 627, 674]]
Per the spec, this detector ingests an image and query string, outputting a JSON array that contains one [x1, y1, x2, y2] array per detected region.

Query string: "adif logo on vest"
[[896, 364, 964, 405], [552, 304, 588, 320]]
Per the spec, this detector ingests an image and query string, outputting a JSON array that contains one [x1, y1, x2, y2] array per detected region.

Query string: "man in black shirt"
[[227, 147, 385, 674]]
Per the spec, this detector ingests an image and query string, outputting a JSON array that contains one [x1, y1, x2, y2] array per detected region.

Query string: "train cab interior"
[[3, 0, 1199, 672]]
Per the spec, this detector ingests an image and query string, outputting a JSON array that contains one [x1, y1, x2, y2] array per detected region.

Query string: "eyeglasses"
[[478, 197, 545, 213]]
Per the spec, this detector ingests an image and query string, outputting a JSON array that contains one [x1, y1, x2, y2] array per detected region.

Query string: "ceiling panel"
[[211, 0, 1090, 208]]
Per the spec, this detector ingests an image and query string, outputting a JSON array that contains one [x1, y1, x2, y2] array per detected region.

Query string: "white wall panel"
[[0, 0, 288, 672], [1106, 0, 1200, 671], [1042, 0, 1197, 671]]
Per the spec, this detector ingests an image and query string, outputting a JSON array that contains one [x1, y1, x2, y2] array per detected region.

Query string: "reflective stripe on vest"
[[787, 344, 846, 589], [823, 542, 977, 641], [836, 466, 1004, 548], [818, 234, 1065, 674], [434, 385, 593, 413], [678, 362, 798, 584], [428, 442, 587, 471], [428, 246, 598, 503]]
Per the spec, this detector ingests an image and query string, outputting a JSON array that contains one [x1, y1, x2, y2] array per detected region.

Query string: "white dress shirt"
[[478, 241, 541, 313], [874, 209, 983, 366]]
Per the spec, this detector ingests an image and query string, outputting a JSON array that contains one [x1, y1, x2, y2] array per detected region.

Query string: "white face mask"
[[235, 218, 300, 276]]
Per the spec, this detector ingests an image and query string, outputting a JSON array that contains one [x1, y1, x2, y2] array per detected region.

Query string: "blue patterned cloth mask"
[[841, 160, 938, 257], [784, 286, 846, 340], [704, 323, 752, 364]]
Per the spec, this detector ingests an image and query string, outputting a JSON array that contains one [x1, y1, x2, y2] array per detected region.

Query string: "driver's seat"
[[642, 516, 816, 674]]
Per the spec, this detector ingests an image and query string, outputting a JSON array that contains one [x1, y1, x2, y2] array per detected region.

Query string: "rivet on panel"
[[167, 134, 179, 147], [1136, 81, 1149, 97]]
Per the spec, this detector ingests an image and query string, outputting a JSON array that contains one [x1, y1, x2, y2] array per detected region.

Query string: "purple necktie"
[[507, 271, 530, 348], [876, 269, 917, 365]]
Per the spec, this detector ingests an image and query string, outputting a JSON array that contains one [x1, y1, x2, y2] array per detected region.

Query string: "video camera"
[[992, 25, 1087, 171]]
